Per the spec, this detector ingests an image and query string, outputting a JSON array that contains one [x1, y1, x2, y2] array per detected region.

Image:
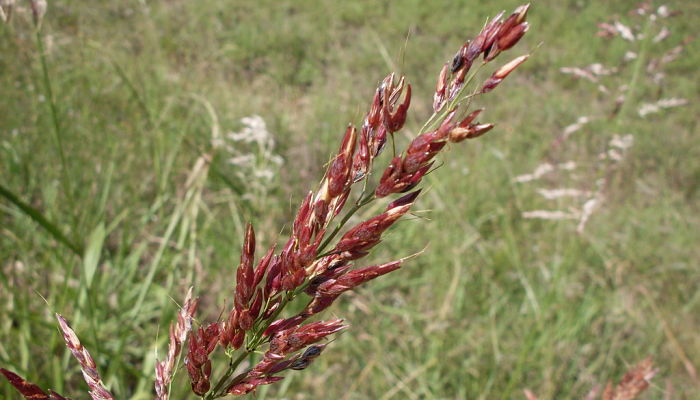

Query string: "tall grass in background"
[[1, 0, 698, 399]]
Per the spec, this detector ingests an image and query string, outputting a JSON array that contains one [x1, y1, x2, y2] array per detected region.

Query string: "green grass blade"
[[0, 183, 83, 256], [83, 223, 106, 289]]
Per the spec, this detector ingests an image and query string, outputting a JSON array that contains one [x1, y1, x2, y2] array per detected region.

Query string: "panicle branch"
[[227, 320, 346, 395]]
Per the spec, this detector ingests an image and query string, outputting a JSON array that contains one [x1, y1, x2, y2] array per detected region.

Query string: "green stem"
[[207, 350, 250, 399], [207, 289, 298, 399], [36, 28, 72, 205]]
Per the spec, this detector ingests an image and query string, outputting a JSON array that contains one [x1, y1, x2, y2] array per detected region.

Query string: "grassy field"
[[1, 0, 698, 399]]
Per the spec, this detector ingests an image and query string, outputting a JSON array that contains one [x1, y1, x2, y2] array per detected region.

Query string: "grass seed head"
[[55, 315, 114, 400]]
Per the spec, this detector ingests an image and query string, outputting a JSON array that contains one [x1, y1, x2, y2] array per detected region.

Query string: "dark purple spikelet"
[[227, 320, 344, 397], [267, 319, 346, 356], [227, 375, 284, 396], [302, 260, 403, 316], [1, 368, 51, 400], [186, 323, 220, 396], [48, 391, 70, 400]]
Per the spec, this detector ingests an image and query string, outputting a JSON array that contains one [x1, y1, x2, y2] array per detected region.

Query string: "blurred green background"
[[1, 0, 698, 398]]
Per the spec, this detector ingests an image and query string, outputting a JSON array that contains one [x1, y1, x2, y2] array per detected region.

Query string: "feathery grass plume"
[[56, 315, 115, 400], [218, 115, 283, 201], [155, 288, 198, 400], [192, 4, 531, 398], [187, 5, 532, 398]]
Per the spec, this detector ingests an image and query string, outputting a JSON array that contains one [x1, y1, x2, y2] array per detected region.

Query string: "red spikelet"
[[334, 191, 419, 256], [303, 260, 403, 316], [327, 124, 357, 198], [232, 223, 257, 332], [268, 319, 346, 356], [433, 63, 450, 111], [486, 4, 530, 60], [374, 115, 454, 197], [235, 223, 256, 311], [227, 375, 284, 396], [320, 261, 402, 297], [0, 368, 52, 400], [481, 55, 529, 93], [185, 323, 220, 396]]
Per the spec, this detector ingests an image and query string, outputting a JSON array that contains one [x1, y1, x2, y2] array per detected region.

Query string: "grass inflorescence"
[[1, 1, 698, 399]]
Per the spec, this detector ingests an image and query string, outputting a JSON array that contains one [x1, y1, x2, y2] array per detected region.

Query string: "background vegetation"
[[1, 0, 698, 398]]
